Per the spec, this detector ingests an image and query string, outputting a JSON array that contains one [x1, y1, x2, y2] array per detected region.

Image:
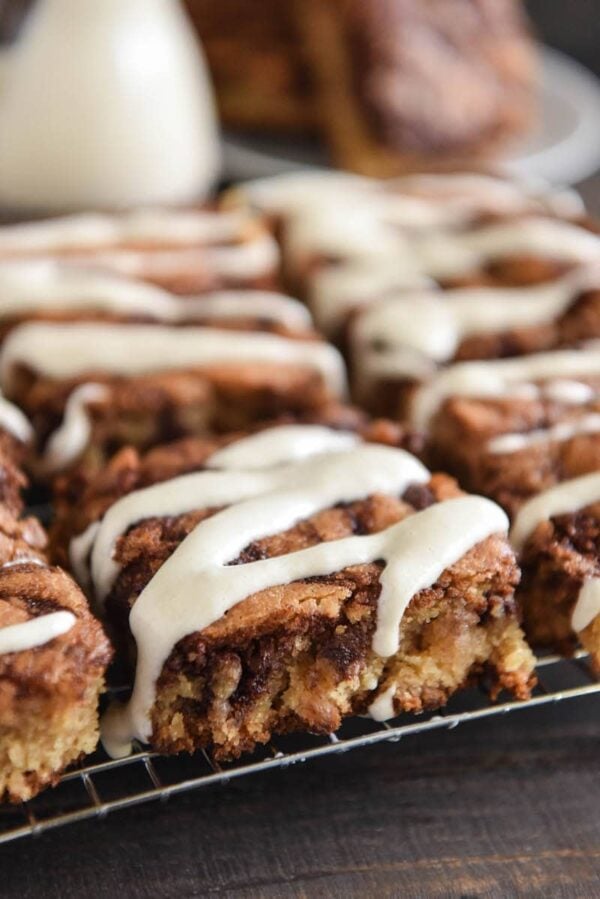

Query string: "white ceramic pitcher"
[[0, 0, 220, 212]]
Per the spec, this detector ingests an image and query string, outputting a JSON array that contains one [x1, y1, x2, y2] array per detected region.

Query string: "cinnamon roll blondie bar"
[[0, 281, 346, 477], [412, 348, 600, 518], [0, 563, 112, 802], [228, 170, 587, 339], [296, 0, 535, 175], [57, 424, 534, 761], [511, 473, 600, 670], [0, 404, 112, 803], [184, 0, 536, 175]]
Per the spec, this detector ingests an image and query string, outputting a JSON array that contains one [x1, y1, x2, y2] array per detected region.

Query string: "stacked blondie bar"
[[2, 170, 599, 800]]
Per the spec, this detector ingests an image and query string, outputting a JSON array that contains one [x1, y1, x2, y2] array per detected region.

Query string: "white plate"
[[222, 47, 600, 186]]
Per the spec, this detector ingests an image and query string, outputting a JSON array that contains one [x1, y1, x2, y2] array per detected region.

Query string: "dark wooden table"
[[2, 691, 599, 898], [2, 4, 600, 897]]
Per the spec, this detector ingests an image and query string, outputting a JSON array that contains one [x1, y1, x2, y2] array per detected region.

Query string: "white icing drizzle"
[[69, 522, 100, 592], [94, 440, 505, 755], [510, 473, 600, 635], [70, 424, 362, 588], [385, 173, 584, 220], [0, 395, 33, 443], [284, 204, 402, 270], [282, 209, 597, 339], [353, 265, 600, 387], [239, 171, 593, 271], [411, 347, 600, 432], [185, 291, 311, 328], [235, 171, 374, 216], [0, 322, 347, 396], [413, 217, 600, 281], [0, 261, 311, 329], [239, 173, 594, 300], [510, 472, 600, 552], [310, 258, 431, 335], [206, 425, 360, 470], [368, 684, 397, 721], [82, 445, 429, 604], [572, 580, 600, 633], [0, 610, 75, 655], [42, 383, 109, 474], [0, 208, 257, 253], [543, 380, 596, 405], [488, 413, 600, 455], [239, 170, 582, 226], [314, 215, 600, 336], [51, 231, 279, 282]]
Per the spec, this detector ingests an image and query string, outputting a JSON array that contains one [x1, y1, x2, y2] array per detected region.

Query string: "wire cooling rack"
[[0, 650, 598, 846]]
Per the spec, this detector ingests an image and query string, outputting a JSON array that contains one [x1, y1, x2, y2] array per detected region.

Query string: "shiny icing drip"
[[353, 265, 600, 389], [411, 347, 600, 432], [414, 217, 600, 280], [42, 383, 109, 473], [46, 232, 279, 281], [310, 259, 431, 335], [310, 217, 599, 335], [510, 473, 600, 634], [0, 610, 75, 654], [0, 321, 347, 396], [511, 472, 600, 551], [0, 260, 312, 329], [572, 580, 600, 633], [69, 424, 365, 587], [76, 436, 507, 756], [237, 172, 593, 334], [487, 413, 600, 455], [206, 425, 360, 470], [81, 445, 429, 605], [0, 208, 258, 253], [368, 684, 397, 721], [0, 395, 33, 443], [296, 215, 600, 282], [239, 170, 583, 225]]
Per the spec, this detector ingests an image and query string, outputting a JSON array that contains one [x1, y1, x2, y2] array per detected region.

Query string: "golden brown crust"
[[0, 429, 46, 566], [0, 564, 112, 803], [0, 564, 111, 722], [0, 422, 112, 802]]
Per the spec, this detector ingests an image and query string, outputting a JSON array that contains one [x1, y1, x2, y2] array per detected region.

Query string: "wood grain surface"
[[0, 3, 599, 897], [2, 693, 600, 898]]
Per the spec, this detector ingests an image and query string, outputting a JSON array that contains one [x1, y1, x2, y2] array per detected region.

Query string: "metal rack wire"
[[1, 650, 598, 846]]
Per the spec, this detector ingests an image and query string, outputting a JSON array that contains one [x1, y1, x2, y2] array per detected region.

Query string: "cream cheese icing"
[[411, 347, 600, 432], [0, 610, 75, 655], [0, 261, 311, 329], [0, 395, 33, 443], [353, 265, 600, 389], [0, 321, 347, 396]]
